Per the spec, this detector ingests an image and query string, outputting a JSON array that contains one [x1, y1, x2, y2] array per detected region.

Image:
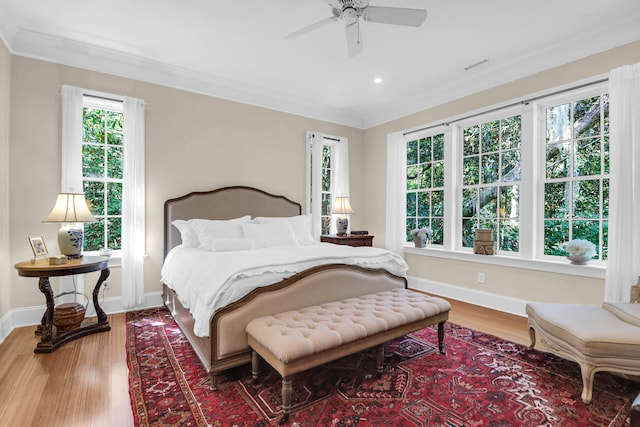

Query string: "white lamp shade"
[[43, 193, 97, 223], [332, 197, 355, 215]]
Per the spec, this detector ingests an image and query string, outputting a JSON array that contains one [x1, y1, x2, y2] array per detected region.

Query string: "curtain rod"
[[404, 77, 609, 136], [309, 133, 340, 142]]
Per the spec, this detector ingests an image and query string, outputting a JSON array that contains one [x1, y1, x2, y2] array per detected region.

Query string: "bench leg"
[[251, 350, 260, 384], [437, 321, 446, 354], [376, 344, 385, 377], [280, 376, 292, 425]]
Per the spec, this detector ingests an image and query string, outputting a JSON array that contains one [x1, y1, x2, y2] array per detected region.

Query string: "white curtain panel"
[[332, 137, 350, 234], [59, 85, 85, 302], [306, 131, 324, 240], [605, 62, 640, 302], [306, 132, 351, 238], [385, 131, 407, 255], [122, 97, 146, 307]]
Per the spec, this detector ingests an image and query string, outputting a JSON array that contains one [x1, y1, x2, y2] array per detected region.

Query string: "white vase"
[[413, 235, 427, 248], [567, 255, 592, 265]]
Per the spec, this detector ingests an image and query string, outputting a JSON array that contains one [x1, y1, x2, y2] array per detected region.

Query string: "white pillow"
[[190, 216, 251, 247], [241, 222, 299, 248], [252, 215, 316, 245], [172, 220, 199, 248], [200, 238, 257, 252]]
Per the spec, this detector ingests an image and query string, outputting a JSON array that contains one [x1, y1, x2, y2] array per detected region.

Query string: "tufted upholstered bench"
[[246, 288, 451, 424], [527, 301, 640, 404]]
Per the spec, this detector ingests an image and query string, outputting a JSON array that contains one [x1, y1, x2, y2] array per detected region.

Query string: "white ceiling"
[[1, 0, 639, 128]]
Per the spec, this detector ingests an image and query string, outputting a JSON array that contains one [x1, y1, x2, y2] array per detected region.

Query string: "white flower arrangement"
[[564, 239, 596, 258], [411, 227, 433, 239]]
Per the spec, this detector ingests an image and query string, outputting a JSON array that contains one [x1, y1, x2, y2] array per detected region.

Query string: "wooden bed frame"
[[162, 186, 408, 389]]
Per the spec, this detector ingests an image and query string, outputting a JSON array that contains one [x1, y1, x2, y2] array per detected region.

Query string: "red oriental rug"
[[126, 307, 637, 426]]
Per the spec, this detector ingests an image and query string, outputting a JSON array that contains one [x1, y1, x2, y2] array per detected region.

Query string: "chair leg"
[[528, 327, 536, 350], [579, 362, 595, 403]]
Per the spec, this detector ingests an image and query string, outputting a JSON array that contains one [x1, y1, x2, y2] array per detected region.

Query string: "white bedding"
[[161, 243, 409, 336]]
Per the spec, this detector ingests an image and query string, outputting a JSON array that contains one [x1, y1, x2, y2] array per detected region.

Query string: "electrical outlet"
[[101, 279, 111, 290], [477, 272, 485, 284]]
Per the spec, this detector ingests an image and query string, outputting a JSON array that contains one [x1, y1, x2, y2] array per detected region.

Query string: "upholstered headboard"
[[163, 186, 302, 257]]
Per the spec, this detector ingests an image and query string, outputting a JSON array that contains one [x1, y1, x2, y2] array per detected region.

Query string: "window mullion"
[[443, 126, 457, 251], [519, 104, 535, 258]]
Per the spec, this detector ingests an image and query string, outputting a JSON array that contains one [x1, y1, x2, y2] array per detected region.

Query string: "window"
[[307, 132, 348, 237], [398, 81, 609, 265], [405, 133, 445, 244], [542, 93, 609, 260], [81, 97, 124, 252], [320, 144, 333, 234], [461, 116, 521, 252]]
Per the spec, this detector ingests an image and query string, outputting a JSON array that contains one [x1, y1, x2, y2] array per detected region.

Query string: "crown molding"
[[8, 28, 366, 129]]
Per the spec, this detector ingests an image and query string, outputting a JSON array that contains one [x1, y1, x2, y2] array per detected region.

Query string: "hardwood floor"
[[0, 297, 529, 426]]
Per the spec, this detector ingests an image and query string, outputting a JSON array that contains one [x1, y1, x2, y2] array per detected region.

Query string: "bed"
[[161, 186, 409, 389]]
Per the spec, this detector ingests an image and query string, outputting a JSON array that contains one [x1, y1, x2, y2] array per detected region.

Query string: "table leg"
[[92, 268, 110, 324], [37, 276, 54, 348]]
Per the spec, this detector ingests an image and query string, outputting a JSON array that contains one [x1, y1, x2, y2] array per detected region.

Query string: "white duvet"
[[161, 243, 408, 337]]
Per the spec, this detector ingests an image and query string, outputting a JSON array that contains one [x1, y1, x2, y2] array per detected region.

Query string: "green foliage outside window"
[[544, 95, 609, 259], [461, 115, 521, 252], [406, 133, 445, 244], [321, 145, 332, 235], [82, 107, 124, 251]]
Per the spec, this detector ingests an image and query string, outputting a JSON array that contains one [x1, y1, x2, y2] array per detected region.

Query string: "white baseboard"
[[0, 291, 164, 345], [408, 275, 528, 318]]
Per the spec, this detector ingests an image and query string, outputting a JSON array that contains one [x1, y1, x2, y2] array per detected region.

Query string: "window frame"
[[399, 81, 607, 279], [535, 84, 610, 262], [320, 139, 337, 235], [81, 94, 125, 260]]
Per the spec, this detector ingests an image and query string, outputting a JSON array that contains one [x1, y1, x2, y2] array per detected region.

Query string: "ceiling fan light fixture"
[[342, 7, 358, 24]]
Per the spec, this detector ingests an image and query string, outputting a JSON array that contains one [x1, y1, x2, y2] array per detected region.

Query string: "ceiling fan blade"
[[362, 6, 427, 27], [345, 21, 363, 57], [285, 16, 338, 40], [320, 0, 342, 8]]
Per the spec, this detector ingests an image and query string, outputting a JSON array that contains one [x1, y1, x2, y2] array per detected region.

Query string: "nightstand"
[[14, 256, 111, 353], [320, 234, 374, 247]]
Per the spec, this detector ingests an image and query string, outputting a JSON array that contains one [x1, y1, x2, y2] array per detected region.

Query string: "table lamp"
[[43, 193, 97, 259], [332, 196, 354, 236]]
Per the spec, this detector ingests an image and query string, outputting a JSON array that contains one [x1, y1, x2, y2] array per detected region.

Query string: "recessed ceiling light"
[[374, 77, 382, 84]]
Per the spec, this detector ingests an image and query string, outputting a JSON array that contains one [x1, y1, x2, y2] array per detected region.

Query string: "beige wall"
[[8, 56, 364, 309], [363, 40, 640, 306], [0, 39, 10, 320], [5, 40, 640, 316]]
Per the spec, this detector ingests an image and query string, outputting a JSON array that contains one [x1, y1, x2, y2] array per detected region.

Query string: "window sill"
[[403, 245, 605, 279], [84, 251, 122, 268]]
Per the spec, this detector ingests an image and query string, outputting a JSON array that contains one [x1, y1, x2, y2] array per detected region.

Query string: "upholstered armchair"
[[527, 284, 640, 425]]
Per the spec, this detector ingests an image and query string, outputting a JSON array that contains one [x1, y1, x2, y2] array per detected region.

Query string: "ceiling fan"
[[285, 0, 427, 57]]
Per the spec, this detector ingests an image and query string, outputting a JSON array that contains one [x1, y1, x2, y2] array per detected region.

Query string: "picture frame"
[[28, 236, 48, 259]]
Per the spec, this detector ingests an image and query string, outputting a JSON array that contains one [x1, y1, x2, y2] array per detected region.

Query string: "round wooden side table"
[[15, 256, 111, 353]]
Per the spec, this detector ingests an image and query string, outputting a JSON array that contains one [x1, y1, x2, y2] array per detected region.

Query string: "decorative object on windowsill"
[[473, 228, 497, 255], [332, 196, 354, 236], [411, 227, 433, 248], [99, 248, 113, 258], [564, 239, 596, 265], [43, 193, 97, 259]]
